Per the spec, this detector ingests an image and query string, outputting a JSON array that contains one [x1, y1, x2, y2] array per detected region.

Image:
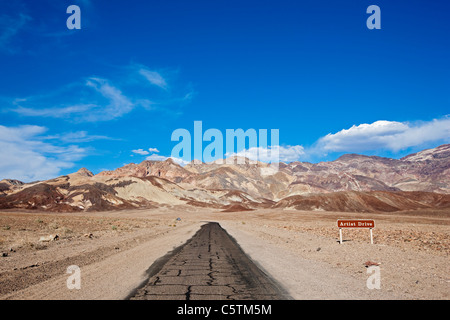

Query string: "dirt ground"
[[0, 206, 448, 300]]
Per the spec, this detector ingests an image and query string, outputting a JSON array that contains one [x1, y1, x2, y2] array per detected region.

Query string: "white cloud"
[[132, 149, 150, 155], [84, 77, 135, 121], [145, 154, 189, 166], [0, 125, 86, 182], [9, 63, 191, 122], [276, 145, 306, 162], [14, 104, 94, 118], [53, 131, 112, 143], [226, 145, 305, 163], [132, 147, 160, 156], [138, 68, 168, 90], [11, 77, 135, 122], [145, 154, 167, 161], [317, 117, 450, 153], [171, 157, 190, 166]]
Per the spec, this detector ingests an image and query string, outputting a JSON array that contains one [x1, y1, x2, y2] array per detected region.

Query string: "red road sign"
[[337, 219, 375, 228]]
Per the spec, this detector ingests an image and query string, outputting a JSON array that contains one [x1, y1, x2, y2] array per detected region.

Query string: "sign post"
[[337, 219, 375, 244]]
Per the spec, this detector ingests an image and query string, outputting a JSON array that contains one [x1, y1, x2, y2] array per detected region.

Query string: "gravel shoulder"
[[218, 209, 449, 300], [0, 210, 203, 300]]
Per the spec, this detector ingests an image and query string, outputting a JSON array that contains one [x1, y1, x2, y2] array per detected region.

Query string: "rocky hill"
[[0, 144, 449, 213]]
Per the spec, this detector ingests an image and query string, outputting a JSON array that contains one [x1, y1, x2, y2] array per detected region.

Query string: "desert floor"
[[0, 207, 449, 300]]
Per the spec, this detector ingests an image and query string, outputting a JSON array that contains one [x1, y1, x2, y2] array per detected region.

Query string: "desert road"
[[129, 222, 289, 300], [1, 209, 448, 300]]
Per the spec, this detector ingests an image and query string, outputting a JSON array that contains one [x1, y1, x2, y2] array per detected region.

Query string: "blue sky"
[[0, 0, 449, 181]]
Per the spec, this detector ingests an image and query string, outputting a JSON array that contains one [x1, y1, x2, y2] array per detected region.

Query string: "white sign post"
[[337, 220, 375, 244]]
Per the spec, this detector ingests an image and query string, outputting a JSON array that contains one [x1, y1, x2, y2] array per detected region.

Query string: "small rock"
[[316, 247, 321, 252], [2, 252, 8, 257], [39, 234, 59, 242], [364, 261, 380, 267]]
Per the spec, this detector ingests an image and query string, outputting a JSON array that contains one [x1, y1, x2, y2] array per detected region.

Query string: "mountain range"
[[0, 144, 449, 213]]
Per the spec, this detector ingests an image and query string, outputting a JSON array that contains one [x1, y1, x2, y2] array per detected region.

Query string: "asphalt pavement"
[[129, 222, 289, 300]]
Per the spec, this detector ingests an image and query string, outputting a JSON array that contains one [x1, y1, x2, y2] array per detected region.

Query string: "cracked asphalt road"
[[129, 222, 289, 300]]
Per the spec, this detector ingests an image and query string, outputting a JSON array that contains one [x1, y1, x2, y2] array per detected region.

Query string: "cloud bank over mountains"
[[1, 115, 448, 182], [317, 117, 450, 153]]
